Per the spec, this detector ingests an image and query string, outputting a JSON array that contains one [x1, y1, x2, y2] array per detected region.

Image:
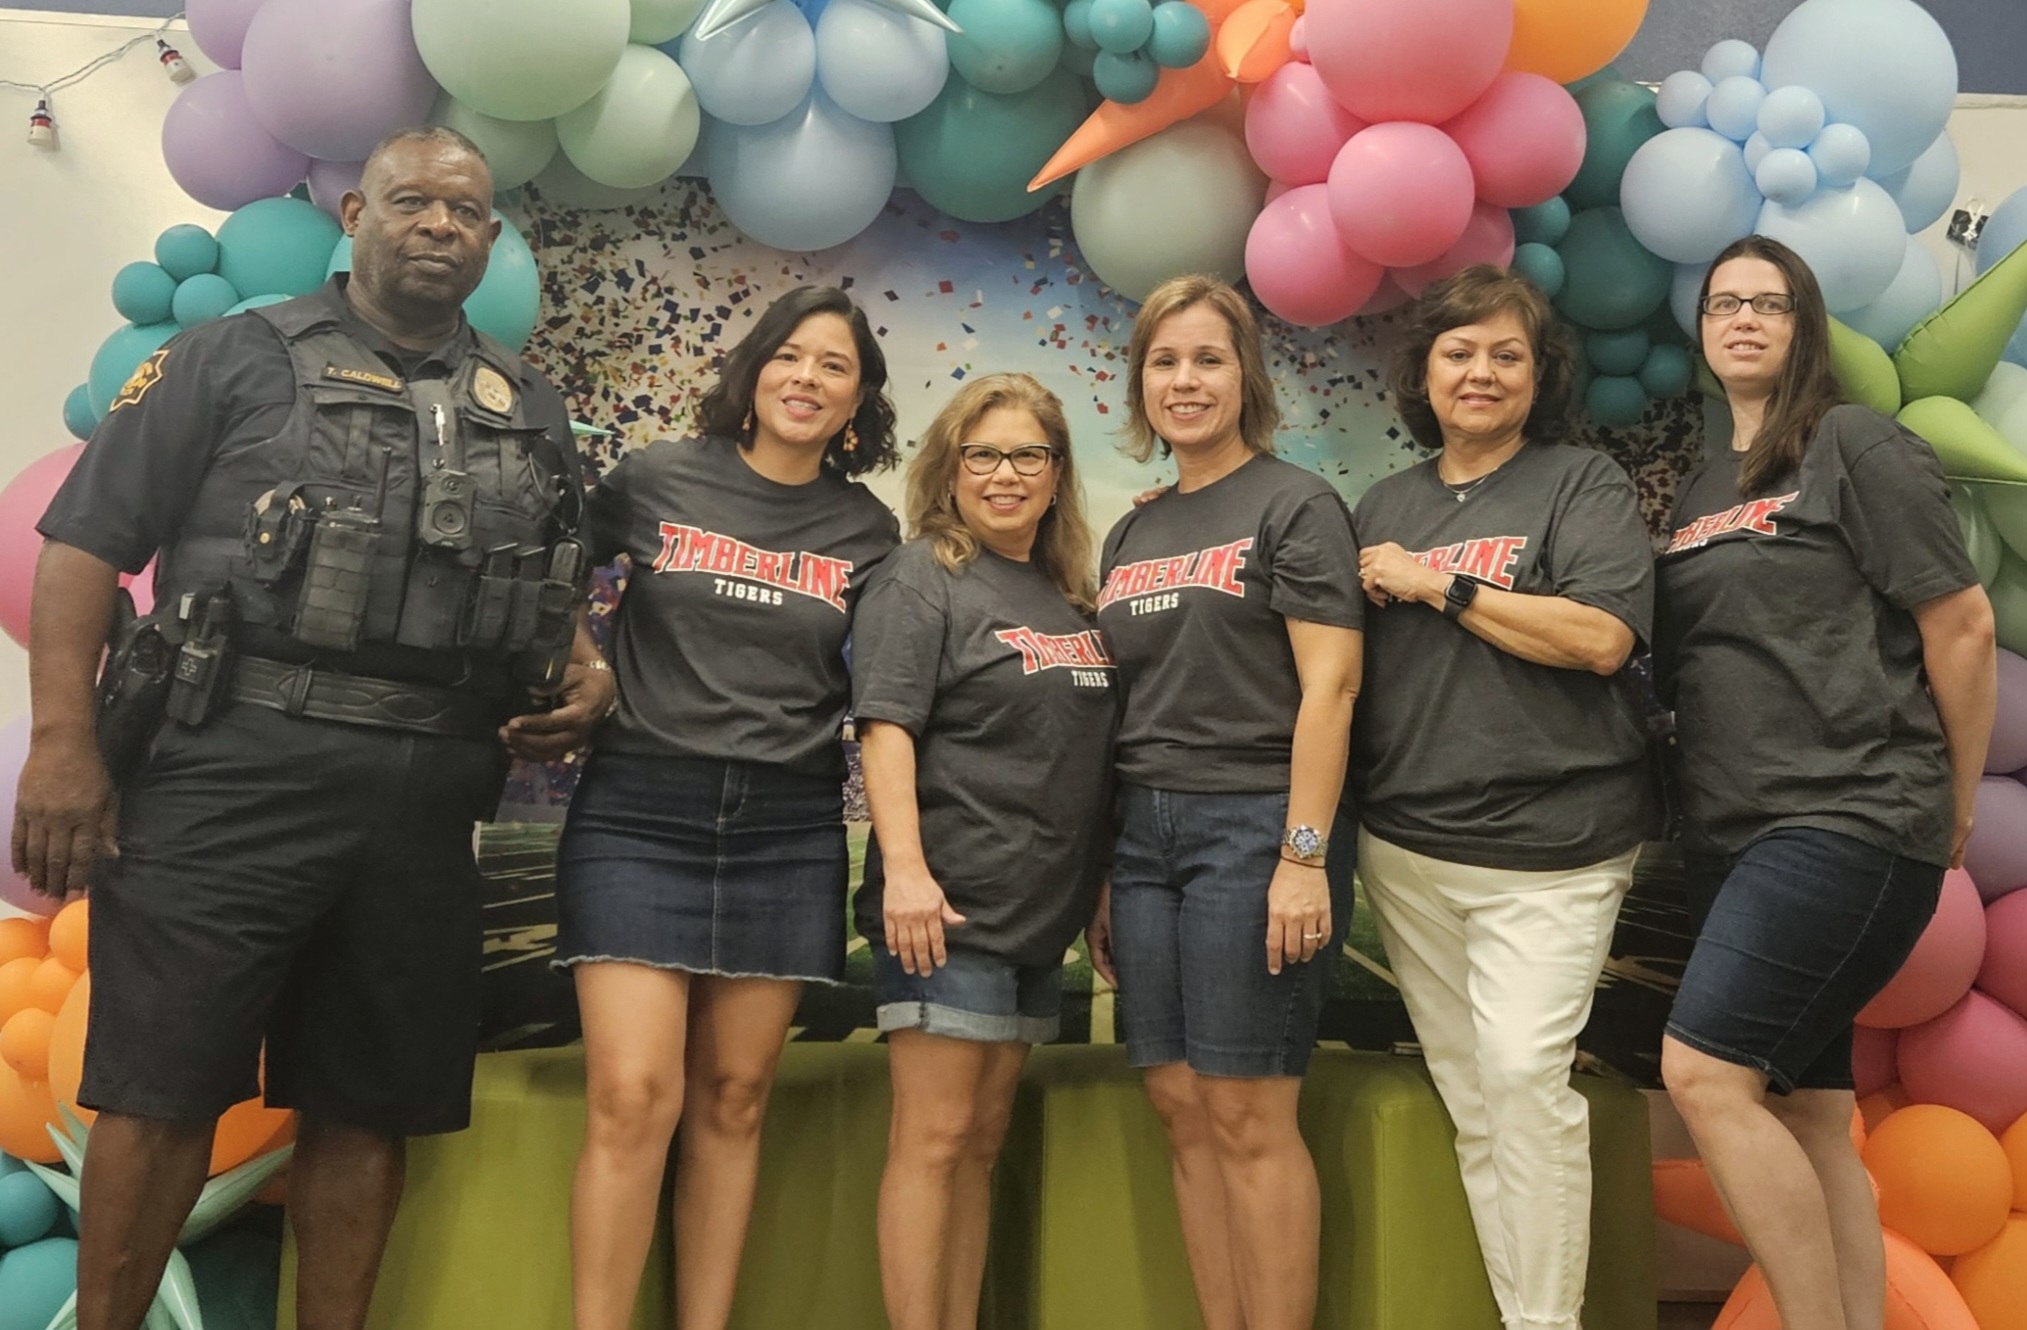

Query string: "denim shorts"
[[1108, 784, 1355, 1078], [554, 751, 848, 984], [874, 945, 1064, 1044], [1667, 826, 1943, 1093]]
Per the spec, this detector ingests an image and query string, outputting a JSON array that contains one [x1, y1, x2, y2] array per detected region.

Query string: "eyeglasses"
[[1699, 292, 1796, 317], [958, 444, 1057, 476]]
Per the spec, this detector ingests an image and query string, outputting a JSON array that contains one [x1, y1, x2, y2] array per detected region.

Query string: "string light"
[[26, 97, 54, 149], [2, 12, 189, 154], [155, 38, 195, 86]]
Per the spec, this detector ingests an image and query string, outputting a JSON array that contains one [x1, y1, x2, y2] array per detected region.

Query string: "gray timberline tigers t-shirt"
[[1097, 453, 1364, 794], [1655, 404, 1979, 866], [587, 435, 899, 778], [1351, 441, 1656, 871], [851, 540, 1119, 966]]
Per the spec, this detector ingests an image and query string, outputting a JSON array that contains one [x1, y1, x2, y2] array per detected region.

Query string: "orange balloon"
[[2002, 1113, 2027, 1211], [1717, 1229, 1980, 1330], [1953, 1213, 2027, 1330], [1215, 0, 1295, 83], [1862, 1084, 1914, 1133], [27, 956, 77, 1014], [1864, 1105, 2013, 1256], [0, 916, 48, 967], [0, 955, 40, 1023], [1652, 1157, 1743, 1245], [47, 968, 92, 1128], [0, 1006, 54, 1082], [1504, 0, 1650, 84], [1850, 1105, 1868, 1153], [0, 1066, 61, 1163], [46, 899, 87, 972]]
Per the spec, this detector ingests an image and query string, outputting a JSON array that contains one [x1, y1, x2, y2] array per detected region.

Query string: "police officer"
[[11, 127, 612, 1330]]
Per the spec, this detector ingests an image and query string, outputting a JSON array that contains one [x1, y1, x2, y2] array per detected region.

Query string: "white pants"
[[1358, 829, 1637, 1330]]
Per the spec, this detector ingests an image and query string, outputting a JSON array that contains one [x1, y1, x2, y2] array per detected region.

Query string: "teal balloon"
[[1060, 40, 1096, 78], [895, 67, 1090, 224], [0, 1237, 79, 1330], [465, 213, 542, 351], [1511, 242, 1565, 297], [62, 383, 98, 440], [1064, 0, 1096, 49], [86, 321, 179, 419], [154, 223, 220, 281], [1512, 197, 1571, 246], [172, 272, 242, 328], [225, 294, 291, 315], [1586, 327, 1650, 376], [946, 0, 1063, 95], [1087, 0, 1153, 55], [0, 1171, 59, 1248], [1566, 76, 1662, 212], [1639, 343, 1693, 398], [326, 235, 353, 277], [1585, 374, 1650, 428], [186, 1227, 283, 1330], [216, 197, 343, 299], [1146, 1, 1209, 69], [111, 262, 178, 325], [1553, 206, 1671, 331], [1092, 48, 1158, 103]]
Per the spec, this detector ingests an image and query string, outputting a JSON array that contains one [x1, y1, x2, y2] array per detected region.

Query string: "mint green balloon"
[[412, 0, 630, 122], [431, 93, 559, 191], [632, 0, 707, 43], [556, 44, 700, 189], [895, 67, 1090, 224]]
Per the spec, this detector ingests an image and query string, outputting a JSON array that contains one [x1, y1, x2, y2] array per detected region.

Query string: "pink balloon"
[[241, 0, 439, 163], [1246, 185, 1384, 328], [1327, 122, 1476, 268], [161, 71, 310, 212], [0, 716, 59, 918], [1444, 71, 1587, 208], [307, 158, 366, 220], [1359, 274, 1413, 317], [1245, 62, 1365, 188], [1854, 1024, 1899, 1097], [1306, 0, 1512, 125], [1977, 890, 2027, 1019], [1986, 650, 2027, 774], [186, 0, 269, 70], [0, 445, 85, 649], [1900, 991, 2027, 1134], [1393, 200, 1516, 295], [1965, 777, 2027, 903], [1859, 869, 1987, 1029]]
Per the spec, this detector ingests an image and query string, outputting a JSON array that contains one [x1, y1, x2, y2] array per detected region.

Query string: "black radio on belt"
[[165, 592, 236, 726]]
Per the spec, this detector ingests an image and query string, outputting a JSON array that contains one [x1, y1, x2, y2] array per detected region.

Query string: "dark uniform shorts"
[[81, 700, 507, 1135]]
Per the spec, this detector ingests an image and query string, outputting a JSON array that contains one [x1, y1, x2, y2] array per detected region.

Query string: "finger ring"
[[1303, 930, 1326, 941]]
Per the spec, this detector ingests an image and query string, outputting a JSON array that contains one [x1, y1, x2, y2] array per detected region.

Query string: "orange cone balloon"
[[1652, 1158, 1743, 1245]]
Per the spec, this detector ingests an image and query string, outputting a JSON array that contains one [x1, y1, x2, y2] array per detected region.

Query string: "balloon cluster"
[[0, 1143, 76, 1330], [0, 907, 86, 1163], [1062, 0, 1211, 104], [1974, 186, 2027, 369], [1623, 0, 1961, 354]]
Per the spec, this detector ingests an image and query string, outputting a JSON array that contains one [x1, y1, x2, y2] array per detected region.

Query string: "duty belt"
[[229, 655, 503, 739]]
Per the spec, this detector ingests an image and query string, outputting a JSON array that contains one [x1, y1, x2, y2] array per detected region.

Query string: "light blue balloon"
[[1700, 38, 1761, 84], [1755, 147, 1818, 207], [1877, 132, 1959, 235], [1742, 131, 1772, 174], [0, 1171, 59, 1248], [1839, 234, 1942, 352], [707, 89, 897, 251], [1655, 71, 1712, 130], [1807, 122, 1871, 188], [1756, 84, 1824, 150], [86, 321, 179, 418], [0, 1237, 80, 1330], [215, 197, 343, 299], [815, 0, 949, 123], [1621, 127, 1760, 264], [1670, 260, 1711, 339], [1976, 185, 2027, 276], [464, 213, 542, 351], [154, 223, 219, 281], [1511, 242, 1565, 297], [1586, 375, 1650, 428], [1759, 0, 1956, 179], [1087, 0, 1153, 56], [172, 272, 241, 327], [1145, 0, 1208, 68], [1754, 176, 1907, 312], [1092, 48, 1158, 103], [1586, 328, 1650, 376], [947, 0, 1063, 95], [1512, 197, 1572, 247], [1704, 76, 1765, 143], [1064, 0, 1096, 49], [679, 0, 817, 126], [1639, 343, 1693, 398], [62, 383, 98, 440], [111, 262, 177, 325]]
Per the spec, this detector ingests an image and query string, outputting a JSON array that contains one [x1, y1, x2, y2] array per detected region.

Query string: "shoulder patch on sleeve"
[[109, 348, 170, 413]]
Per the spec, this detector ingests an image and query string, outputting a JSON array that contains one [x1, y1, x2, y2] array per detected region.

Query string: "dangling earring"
[[1049, 492, 1058, 507], [843, 422, 860, 453], [742, 407, 754, 436]]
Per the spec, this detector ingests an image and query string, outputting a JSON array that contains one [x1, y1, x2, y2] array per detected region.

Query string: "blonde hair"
[[1121, 274, 1281, 463], [904, 373, 1099, 612]]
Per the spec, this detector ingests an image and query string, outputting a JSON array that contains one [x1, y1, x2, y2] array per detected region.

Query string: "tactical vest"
[[158, 293, 578, 677]]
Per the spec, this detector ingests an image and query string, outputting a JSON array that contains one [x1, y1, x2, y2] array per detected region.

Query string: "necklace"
[[1440, 472, 1494, 502]]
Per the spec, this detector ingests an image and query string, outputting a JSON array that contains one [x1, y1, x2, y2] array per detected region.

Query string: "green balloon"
[[1952, 483, 2006, 586], [896, 68, 1090, 225], [1829, 316, 1901, 416], [432, 92, 559, 192], [1553, 207, 1670, 332], [411, 0, 630, 123], [1566, 76, 1662, 212], [1990, 551, 2027, 659]]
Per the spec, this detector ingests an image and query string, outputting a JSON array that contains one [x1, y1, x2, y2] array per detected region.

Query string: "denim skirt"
[[554, 751, 849, 983]]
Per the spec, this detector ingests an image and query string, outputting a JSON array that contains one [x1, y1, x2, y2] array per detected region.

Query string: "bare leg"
[[1198, 1076, 1319, 1330], [1769, 1089, 1884, 1330], [76, 1113, 214, 1330], [572, 962, 693, 1330], [1141, 1063, 1243, 1330], [290, 1116, 407, 1330], [671, 976, 801, 1330], [1663, 1038, 1848, 1330]]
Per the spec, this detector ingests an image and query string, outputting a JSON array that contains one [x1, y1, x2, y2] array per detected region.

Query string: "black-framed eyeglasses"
[[958, 444, 1057, 476], [1699, 292, 1796, 317]]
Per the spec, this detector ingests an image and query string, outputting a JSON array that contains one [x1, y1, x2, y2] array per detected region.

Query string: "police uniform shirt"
[[1096, 453, 1364, 794], [586, 435, 900, 779], [851, 539, 1119, 966], [1350, 442, 1654, 872], [1655, 404, 1979, 866]]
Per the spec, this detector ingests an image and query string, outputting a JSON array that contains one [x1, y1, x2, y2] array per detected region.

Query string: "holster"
[[95, 588, 178, 785]]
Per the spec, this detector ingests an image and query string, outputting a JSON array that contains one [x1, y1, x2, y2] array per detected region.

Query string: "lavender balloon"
[[307, 158, 366, 219], [1988, 650, 2027, 774], [241, 0, 440, 163], [161, 71, 310, 212], [186, 0, 270, 71], [1965, 776, 2027, 902]]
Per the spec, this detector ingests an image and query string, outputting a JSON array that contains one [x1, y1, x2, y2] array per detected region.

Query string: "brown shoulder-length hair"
[[694, 285, 900, 477], [1121, 274, 1281, 463], [1697, 235, 1845, 496], [1388, 264, 1577, 451], [905, 373, 1099, 613]]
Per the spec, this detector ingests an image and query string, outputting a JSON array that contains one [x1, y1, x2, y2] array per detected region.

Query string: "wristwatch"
[[1441, 575, 1479, 620], [1281, 825, 1328, 866]]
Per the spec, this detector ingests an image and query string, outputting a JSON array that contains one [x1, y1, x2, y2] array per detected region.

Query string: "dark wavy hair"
[[694, 285, 899, 477], [1388, 265, 1577, 452], [1697, 235, 1844, 497]]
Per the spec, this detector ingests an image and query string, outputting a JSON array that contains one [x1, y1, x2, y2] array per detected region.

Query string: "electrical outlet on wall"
[[1950, 207, 1989, 247]]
